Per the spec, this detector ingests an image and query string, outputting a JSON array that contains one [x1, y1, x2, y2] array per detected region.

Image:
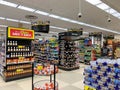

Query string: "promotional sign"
[[8, 27, 34, 39], [84, 85, 96, 90]]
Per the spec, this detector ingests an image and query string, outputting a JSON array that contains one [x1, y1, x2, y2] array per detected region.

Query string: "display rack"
[[0, 27, 34, 81], [59, 31, 82, 71], [33, 37, 59, 75]]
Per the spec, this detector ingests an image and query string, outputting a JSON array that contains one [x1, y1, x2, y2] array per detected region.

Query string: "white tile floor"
[[0, 64, 86, 90]]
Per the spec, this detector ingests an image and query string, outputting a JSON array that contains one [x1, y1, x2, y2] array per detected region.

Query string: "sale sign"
[[8, 27, 34, 39]]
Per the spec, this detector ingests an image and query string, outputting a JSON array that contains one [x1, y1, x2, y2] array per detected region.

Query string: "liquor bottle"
[[20, 53, 22, 57], [10, 41, 12, 45], [13, 53, 15, 57], [8, 47, 10, 51], [7, 40, 10, 45], [25, 47, 27, 51], [13, 41, 15, 45], [11, 53, 13, 57], [19, 48, 20, 51], [13, 47, 15, 51], [15, 53, 17, 57], [11, 47, 13, 51], [16, 47, 18, 51], [27, 47, 29, 51], [15, 41, 17, 45]]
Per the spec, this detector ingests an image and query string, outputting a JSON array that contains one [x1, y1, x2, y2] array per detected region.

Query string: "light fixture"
[[0, 0, 120, 34], [60, 17, 71, 21], [6, 18, 19, 22], [0, 0, 18, 7], [49, 14, 61, 19], [19, 20, 31, 24], [97, 3, 110, 10], [50, 26, 67, 31], [0, 25, 7, 27], [18, 5, 36, 12], [0, 17, 5, 20], [85, 0, 102, 5], [35, 10, 49, 16], [112, 13, 120, 17]]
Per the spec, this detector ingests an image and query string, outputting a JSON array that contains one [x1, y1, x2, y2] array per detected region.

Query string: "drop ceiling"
[[0, 0, 120, 35]]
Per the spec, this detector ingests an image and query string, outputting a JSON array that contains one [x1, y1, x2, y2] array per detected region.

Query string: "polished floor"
[[0, 64, 86, 90]]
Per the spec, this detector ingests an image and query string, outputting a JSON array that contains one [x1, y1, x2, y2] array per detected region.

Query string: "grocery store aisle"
[[0, 64, 86, 90]]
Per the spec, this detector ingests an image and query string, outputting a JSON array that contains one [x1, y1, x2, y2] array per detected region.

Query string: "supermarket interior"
[[0, 0, 120, 90]]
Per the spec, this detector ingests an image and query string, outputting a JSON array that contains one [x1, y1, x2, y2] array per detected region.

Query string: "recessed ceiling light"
[[0, 0, 18, 7], [6, 18, 19, 22], [18, 5, 36, 12], [86, 0, 102, 5], [35, 10, 49, 16], [97, 3, 110, 10]]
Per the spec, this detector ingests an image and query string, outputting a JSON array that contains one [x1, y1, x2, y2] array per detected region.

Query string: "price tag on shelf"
[[84, 85, 96, 90], [37, 66, 43, 70]]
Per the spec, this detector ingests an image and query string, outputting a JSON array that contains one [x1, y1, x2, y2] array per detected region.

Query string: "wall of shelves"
[[0, 27, 34, 81]]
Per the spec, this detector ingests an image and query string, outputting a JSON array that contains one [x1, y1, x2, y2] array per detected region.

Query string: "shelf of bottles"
[[59, 31, 80, 71], [34, 37, 59, 75], [1, 27, 34, 81]]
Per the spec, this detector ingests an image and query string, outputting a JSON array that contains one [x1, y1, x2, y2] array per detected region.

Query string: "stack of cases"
[[84, 59, 120, 90]]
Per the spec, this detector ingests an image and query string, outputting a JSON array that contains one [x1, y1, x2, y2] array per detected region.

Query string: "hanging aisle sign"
[[7, 27, 34, 39]]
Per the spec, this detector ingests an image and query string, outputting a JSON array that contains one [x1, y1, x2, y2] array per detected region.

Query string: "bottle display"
[[0, 27, 34, 81]]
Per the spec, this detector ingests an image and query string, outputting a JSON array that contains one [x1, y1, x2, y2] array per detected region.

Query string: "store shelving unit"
[[84, 38, 92, 64], [59, 31, 81, 71], [33, 37, 58, 75], [0, 27, 34, 81], [104, 35, 114, 59], [79, 38, 85, 63]]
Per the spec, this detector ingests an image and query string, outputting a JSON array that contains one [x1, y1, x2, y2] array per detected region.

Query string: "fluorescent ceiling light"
[[86, 0, 102, 5], [0, 1, 120, 34], [0, 25, 7, 27], [109, 9, 117, 14], [0, 0, 18, 7], [112, 13, 120, 17], [6, 18, 19, 22], [35, 10, 49, 16], [60, 17, 71, 21], [19, 20, 31, 24], [97, 3, 110, 10], [0, 17, 5, 20], [50, 26, 67, 31], [18, 5, 36, 12], [49, 14, 61, 19]]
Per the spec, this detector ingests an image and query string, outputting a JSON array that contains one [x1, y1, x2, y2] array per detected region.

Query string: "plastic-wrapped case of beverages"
[[84, 58, 120, 90]]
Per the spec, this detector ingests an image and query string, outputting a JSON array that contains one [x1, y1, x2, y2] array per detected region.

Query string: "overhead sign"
[[8, 27, 34, 39]]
